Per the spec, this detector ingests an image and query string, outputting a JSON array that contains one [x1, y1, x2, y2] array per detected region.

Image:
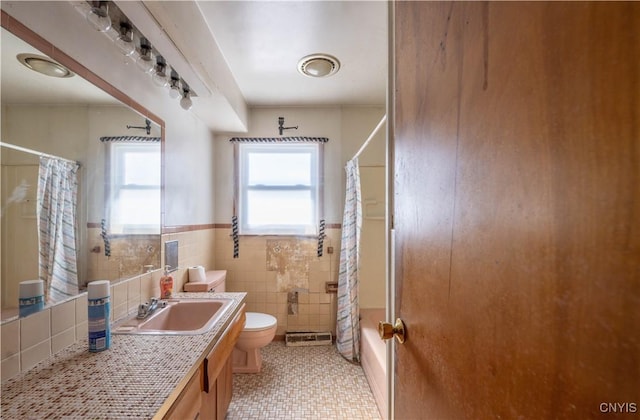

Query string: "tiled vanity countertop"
[[1, 292, 246, 419]]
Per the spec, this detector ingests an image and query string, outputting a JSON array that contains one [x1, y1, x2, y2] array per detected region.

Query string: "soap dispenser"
[[160, 265, 174, 299]]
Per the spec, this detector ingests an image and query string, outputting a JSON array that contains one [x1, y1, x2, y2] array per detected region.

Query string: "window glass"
[[248, 153, 311, 185], [238, 143, 320, 235], [108, 143, 161, 234]]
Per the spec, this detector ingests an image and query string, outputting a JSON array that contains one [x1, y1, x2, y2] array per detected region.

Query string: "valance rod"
[[100, 136, 161, 142], [352, 115, 387, 161], [0, 141, 80, 166], [229, 136, 329, 143]]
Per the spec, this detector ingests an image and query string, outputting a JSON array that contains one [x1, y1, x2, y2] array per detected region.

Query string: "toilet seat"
[[244, 312, 277, 332]]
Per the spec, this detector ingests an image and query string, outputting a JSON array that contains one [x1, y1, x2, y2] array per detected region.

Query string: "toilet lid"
[[244, 312, 277, 331]]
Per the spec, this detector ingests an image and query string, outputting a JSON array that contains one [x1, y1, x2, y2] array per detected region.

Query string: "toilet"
[[184, 270, 277, 373], [232, 312, 277, 373]]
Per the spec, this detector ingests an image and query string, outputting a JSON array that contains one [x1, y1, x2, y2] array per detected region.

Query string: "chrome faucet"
[[137, 298, 166, 319]]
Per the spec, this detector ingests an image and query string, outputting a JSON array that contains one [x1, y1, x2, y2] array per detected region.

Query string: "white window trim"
[[235, 142, 323, 236]]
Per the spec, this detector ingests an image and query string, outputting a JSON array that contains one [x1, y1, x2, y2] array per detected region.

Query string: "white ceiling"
[[195, 1, 388, 107], [1, 27, 121, 106], [1, 1, 387, 130]]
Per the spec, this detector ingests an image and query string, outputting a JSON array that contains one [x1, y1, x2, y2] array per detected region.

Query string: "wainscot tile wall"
[[0, 266, 173, 383], [213, 228, 341, 337]]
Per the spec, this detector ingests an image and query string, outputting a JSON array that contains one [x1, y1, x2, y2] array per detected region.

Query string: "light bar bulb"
[[86, 3, 111, 32], [180, 89, 193, 110]]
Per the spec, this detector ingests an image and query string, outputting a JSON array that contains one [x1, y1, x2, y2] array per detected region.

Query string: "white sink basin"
[[113, 298, 233, 335]]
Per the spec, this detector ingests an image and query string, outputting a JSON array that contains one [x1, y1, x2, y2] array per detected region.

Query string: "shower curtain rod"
[[351, 114, 387, 161], [0, 142, 80, 166]]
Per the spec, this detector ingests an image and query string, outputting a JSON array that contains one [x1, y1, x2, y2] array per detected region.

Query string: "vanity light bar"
[[73, 0, 203, 110], [114, 0, 211, 98]]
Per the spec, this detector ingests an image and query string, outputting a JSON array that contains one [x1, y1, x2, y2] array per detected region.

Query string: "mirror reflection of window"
[[107, 143, 161, 234]]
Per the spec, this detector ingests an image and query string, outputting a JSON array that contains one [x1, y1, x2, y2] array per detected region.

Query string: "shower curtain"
[[336, 158, 362, 362], [37, 156, 80, 304]]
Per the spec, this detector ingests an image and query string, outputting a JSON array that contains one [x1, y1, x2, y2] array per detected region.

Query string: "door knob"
[[378, 318, 406, 344]]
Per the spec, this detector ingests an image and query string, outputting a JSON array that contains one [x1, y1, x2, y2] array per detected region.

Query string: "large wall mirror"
[[1, 22, 163, 321]]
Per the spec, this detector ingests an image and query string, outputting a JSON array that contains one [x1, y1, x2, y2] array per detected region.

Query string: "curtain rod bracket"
[[278, 117, 298, 136], [126, 118, 151, 135]]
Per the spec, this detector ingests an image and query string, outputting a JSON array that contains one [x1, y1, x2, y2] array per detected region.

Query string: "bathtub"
[[360, 308, 387, 417]]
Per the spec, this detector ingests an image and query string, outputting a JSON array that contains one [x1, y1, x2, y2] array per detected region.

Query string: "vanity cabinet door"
[[163, 364, 203, 420], [216, 357, 233, 419], [201, 304, 246, 420]]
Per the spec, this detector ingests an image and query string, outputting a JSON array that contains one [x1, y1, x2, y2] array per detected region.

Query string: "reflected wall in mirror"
[[1, 24, 163, 320]]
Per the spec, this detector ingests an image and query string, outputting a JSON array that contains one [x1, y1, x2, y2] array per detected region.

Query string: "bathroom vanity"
[[0, 292, 246, 419], [163, 297, 246, 420]]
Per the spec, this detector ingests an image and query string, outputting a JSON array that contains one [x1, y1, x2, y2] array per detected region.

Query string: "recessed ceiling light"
[[298, 54, 340, 78], [16, 53, 74, 78]]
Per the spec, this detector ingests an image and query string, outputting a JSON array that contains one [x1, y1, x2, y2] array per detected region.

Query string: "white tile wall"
[[111, 281, 129, 322], [1, 354, 20, 382], [1, 319, 20, 359], [127, 277, 141, 314], [21, 339, 51, 372], [51, 300, 75, 335], [51, 328, 76, 354], [20, 309, 50, 351]]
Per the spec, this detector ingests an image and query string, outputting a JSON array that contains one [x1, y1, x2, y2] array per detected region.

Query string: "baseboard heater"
[[285, 331, 332, 347]]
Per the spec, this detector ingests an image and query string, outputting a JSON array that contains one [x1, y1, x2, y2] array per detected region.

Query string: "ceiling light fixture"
[[16, 53, 75, 78], [135, 38, 155, 73], [180, 85, 193, 111], [114, 22, 135, 56], [86, 1, 111, 32], [297, 54, 341, 78]]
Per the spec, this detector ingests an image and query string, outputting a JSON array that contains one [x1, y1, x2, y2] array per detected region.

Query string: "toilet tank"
[[212, 277, 226, 293], [183, 270, 226, 293], [208, 270, 226, 293]]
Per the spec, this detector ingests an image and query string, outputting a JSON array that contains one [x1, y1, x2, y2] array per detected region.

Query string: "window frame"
[[235, 142, 324, 236]]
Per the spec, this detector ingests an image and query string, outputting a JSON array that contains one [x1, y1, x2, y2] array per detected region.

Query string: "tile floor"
[[227, 342, 382, 420]]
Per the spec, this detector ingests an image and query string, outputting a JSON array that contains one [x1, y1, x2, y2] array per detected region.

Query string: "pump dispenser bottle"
[[160, 265, 174, 299]]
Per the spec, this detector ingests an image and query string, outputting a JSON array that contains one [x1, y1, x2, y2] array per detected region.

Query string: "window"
[[107, 143, 161, 234], [237, 143, 322, 235]]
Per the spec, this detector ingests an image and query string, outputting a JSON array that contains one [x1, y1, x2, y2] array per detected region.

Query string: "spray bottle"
[[160, 265, 174, 299]]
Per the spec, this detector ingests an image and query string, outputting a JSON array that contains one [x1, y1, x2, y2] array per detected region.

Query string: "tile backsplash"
[[1, 228, 215, 383], [1, 271, 154, 383], [2, 295, 85, 382]]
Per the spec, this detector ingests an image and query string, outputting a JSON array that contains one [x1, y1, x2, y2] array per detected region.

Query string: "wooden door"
[[392, 2, 640, 419]]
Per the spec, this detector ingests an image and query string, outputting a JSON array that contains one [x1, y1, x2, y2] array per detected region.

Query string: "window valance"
[[229, 136, 328, 143]]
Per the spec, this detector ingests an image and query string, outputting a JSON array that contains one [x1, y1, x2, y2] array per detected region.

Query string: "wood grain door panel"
[[393, 2, 640, 418]]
